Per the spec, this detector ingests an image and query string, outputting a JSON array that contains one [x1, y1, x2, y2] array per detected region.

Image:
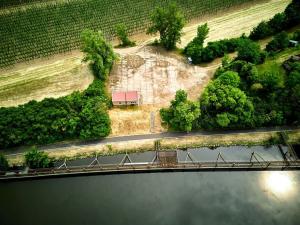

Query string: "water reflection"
[[263, 171, 295, 197]]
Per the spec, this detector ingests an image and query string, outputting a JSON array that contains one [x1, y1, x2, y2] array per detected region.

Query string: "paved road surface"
[[3, 126, 299, 156]]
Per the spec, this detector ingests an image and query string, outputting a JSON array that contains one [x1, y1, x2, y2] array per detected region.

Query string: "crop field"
[[0, 0, 260, 67]]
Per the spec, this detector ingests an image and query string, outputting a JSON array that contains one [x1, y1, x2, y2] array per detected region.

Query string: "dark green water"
[[0, 171, 299, 225]]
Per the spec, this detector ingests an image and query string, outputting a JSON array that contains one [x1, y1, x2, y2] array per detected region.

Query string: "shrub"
[[0, 153, 9, 171], [160, 90, 200, 132], [115, 23, 135, 47], [266, 32, 289, 53], [25, 147, 54, 169], [237, 39, 265, 64]]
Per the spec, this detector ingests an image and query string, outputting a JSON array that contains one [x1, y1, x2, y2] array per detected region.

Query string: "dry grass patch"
[[0, 55, 94, 107]]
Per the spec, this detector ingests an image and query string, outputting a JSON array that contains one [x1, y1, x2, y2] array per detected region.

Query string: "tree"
[[285, 0, 300, 26], [293, 29, 300, 41], [0, 153, 9, 171], [79, 97, 111, 139], [268, 13, 286, 33], [217, 71, 240, 87], [25, 147, 54, 169], [81, 29, 116, 80], [237, 39, 265, 64], [115, 23, 135, 47], [249, 21, 273, 40], [199, 80, 254, 129], [266, 32, 289, 53], [147, 3, 185, 50], [160, 90, 200, 132], [259, 71, 284, 90], [184, 23, 209, 54]]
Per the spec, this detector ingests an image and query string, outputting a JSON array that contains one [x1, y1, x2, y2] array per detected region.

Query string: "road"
[[4, 126, 299, 156]]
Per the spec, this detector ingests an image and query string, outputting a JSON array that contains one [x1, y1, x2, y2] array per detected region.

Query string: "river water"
[[0, 170, 299, 225]]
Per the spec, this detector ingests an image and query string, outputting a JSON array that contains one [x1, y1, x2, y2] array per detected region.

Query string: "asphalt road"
[[3, 126, 299, 156]]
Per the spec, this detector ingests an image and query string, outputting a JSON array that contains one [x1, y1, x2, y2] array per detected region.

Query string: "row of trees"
[[0, 30, 115, 149], [249, 0, 300, 40], [184, 27, 266, 64]]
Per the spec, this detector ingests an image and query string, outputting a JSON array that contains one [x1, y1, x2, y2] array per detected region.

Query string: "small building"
[[112, 91, 139, 106]]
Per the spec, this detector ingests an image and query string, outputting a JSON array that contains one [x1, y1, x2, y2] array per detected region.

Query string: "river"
[[0, 170, 299, 225]]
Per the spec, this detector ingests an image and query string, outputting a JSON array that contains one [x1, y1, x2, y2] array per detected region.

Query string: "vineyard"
[[0, 0, 259, 68]]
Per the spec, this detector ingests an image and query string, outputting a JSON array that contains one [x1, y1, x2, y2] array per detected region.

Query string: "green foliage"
[[185, 37, 240, 64], [0, 153, 9, 171], [217, 71, 240, 87], [160, 90, 200, 132], [237, 38, 265, 64], [0, 80, 111, 148], [147, 3, 185, 50], [25, 147, 54, 169], [199, 76, 254, 129], [115, 23, 135, 47], [293, 29, 300, 41], [284, 0, 300, 27], [81, 29, 116, 80], [184, 23, 209, 54], [250, 0, 300, 40], [266, 32, 290, 53], [249, 21, 273, 40]]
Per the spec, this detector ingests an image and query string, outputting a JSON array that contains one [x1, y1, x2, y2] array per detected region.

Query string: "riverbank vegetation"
[[5, 130, 300, 167], [0, 30, 114, 149], [25, 147, 54, 169], [0, 153, 9, 171]]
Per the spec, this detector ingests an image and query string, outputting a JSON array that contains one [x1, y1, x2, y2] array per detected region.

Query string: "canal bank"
[[2, 145, 299, 181]]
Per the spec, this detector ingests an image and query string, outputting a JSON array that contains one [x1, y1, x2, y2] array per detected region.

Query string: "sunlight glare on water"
[[264, 171, 295, 197]]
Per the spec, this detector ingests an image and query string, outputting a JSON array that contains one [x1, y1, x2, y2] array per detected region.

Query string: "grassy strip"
[[7, 130, 300, 166]]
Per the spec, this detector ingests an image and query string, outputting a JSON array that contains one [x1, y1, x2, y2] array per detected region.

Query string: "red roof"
[[125, 91, 138, 101], [112, 91, 126, 102], [112, 91, 138, 102]]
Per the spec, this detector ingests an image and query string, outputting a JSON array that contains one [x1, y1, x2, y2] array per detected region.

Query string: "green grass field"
[[0, 0, 259, 68]]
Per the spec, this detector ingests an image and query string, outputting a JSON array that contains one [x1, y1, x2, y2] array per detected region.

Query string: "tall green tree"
[[160, 90, 200, 132], [184, 23, 209, 54], [147, 3, 185, 50], [115, 23, 135, 47], [81, 29, 116, 80], [199, 76, 254, 129]]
